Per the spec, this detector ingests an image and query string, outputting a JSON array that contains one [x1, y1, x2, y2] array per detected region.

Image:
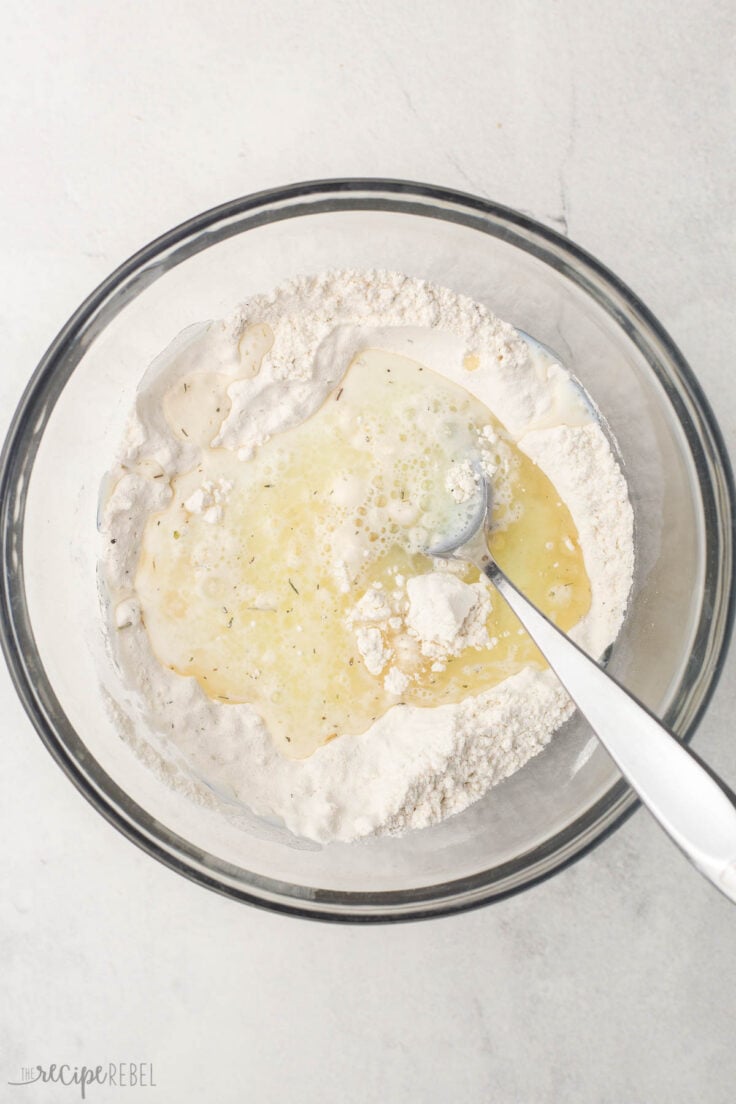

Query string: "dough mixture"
[[101, 270, 634, 843]]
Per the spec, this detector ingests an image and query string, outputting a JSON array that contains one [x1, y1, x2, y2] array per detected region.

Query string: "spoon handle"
[[484, 559, 736, 905]]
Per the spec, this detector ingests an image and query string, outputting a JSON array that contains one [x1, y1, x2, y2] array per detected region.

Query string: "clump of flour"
[[445, 459, 479, 503], [100, 270, 634, 844], [346, 572, 493, 687]]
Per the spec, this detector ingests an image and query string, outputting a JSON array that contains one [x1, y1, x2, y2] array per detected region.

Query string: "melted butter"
[[238, 322, 274, 377], [162, 371, 233, 446], [136, 349, 591, 759]]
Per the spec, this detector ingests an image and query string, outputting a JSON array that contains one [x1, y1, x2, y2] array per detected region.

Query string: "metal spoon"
[[430, 472, 736, 904]]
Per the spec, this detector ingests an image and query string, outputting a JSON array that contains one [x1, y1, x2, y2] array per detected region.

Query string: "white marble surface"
[[2, 2, 735, 1101]]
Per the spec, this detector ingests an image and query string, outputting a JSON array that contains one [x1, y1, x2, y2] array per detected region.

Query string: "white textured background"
[[2, 2, 735, 1102]]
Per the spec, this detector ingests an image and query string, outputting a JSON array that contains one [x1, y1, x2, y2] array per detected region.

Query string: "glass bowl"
[[1, 180, 733, 922]]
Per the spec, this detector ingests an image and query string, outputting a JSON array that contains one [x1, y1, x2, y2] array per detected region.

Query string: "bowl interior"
[[5, 186, 730, 918]]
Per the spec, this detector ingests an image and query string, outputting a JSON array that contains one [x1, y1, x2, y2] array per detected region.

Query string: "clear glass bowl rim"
[[1, 178, 734, 923]]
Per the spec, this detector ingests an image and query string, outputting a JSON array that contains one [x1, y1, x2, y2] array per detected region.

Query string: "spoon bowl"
[[429, 461, 491, 564]]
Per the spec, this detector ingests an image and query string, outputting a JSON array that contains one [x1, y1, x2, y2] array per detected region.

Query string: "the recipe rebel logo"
[[8, 1062, 156, 1098]]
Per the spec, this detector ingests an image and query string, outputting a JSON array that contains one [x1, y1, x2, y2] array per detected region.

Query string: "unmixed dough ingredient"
[[101, 270, 634, 843], [134, 350, 591, 759]]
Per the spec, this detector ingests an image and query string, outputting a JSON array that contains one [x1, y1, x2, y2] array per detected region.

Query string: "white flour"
[[101, 270, 634, 844]]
